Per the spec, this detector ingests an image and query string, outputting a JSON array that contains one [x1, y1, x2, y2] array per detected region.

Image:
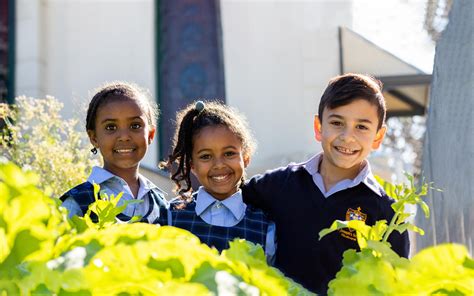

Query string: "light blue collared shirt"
[[62, 166, 166, 222], [303, 153, 384, 198], [194, 187, 276, 263]]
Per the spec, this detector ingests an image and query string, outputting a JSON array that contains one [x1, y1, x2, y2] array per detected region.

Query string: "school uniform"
[[242, 153, 410, 294], [60, 166, 168, 224], [168, 187, 276, 264]]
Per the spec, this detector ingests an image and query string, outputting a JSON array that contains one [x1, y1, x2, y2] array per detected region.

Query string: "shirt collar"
[[194, 187, 247, 220], [303, 153, 383, 197], [86, 166, 165, 198], [87, 166, 117, 184]]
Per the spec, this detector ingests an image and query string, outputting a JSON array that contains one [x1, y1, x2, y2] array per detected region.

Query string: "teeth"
[[115, 149, 134, 153], [336, 147, 357, 154], [212, 175, 228, 181]]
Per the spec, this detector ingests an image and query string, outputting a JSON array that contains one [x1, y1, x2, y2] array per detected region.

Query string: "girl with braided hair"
[[162, 100, 275, 263]]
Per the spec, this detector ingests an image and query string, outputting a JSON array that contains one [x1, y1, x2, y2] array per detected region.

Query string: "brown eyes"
[[329, 121, 369, 130], [104, 123, 142, 131], [105, 124, 116, 131], [197, 151, 238, 160]]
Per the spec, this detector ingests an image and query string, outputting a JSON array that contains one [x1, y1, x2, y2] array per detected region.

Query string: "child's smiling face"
[[191, 125, 249, 200], [88, 96, 155, 177], [314, 98, 386, 178]]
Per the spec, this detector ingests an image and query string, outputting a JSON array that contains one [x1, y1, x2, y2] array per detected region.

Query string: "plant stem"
[[382, 211, 399, 243]]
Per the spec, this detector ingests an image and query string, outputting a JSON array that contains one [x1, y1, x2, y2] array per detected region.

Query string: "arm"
[[265, 221, 277, 266], [242, 167, 286, 213], [388, 227, 410, 258]]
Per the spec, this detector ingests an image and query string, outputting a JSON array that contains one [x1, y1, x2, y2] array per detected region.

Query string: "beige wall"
[[15, 0, 159, 168], [220, 0, 352, 175]]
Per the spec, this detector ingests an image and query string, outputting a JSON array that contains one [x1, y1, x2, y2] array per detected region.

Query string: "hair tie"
[[195, 100, 205, 112]]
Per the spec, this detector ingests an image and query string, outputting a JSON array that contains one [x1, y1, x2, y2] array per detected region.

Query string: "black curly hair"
[[161, 100, 256, 197]]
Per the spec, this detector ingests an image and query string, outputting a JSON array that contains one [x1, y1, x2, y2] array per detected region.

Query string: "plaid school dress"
[[60, 182, 169, 225], [168, 195, 270, 252]]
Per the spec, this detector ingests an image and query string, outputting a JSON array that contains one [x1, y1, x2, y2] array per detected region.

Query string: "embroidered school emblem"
[[346, 207, 367, 222], [339, 207, 368, 242]]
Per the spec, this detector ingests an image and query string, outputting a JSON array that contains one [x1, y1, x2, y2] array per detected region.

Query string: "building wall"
[[15, 0, 158, 167], [15, 0, 353, 184], [220, 0, 352, 175], [16, 0, 43, 98]]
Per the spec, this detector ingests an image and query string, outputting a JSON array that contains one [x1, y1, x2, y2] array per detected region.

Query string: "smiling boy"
[[242, 73, 409, 294]]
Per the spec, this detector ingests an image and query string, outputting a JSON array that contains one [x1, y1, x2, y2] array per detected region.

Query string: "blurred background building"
[[1, 0, 434, 179]]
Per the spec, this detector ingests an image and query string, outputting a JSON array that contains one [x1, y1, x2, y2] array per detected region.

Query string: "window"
[[155, 0, 226, 160], [0, 0, 15, 104]]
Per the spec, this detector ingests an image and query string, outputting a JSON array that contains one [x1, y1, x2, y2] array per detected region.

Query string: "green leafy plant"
[[0, 96, 100, 198], [0, 162, 313, 295], [70, 183, 143, 232], [320, 173, 432, 250], [319, 174, 473, 295]]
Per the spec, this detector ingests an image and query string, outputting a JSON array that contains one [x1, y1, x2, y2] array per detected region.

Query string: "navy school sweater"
[[242, 163, 409, 294]]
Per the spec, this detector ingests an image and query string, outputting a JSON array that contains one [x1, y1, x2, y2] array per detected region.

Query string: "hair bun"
[[195, 100, 205, 112]]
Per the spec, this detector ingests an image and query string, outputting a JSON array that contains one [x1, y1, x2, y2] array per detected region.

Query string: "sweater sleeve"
[[242, 167, 286, 214], [388, 226, 410, 258]]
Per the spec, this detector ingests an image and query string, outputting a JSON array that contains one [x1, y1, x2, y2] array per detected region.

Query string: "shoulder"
[[59, 182, 93, 201], [244, 204, 272, 223], [379, 191, 397, 211], [246, 162, 308, 184], [245, 204, 269, 216], [169, 195, 196, 211], [368, 187, 397, 219]]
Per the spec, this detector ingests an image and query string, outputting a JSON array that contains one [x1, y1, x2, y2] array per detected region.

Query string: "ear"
[[190, 159, 196, 176], [87, 130, 98, 147], [243, 154, 251, 168], [371, 125, 387, 149], [313, 115, 323, 142], [148, 127, 156, 145]]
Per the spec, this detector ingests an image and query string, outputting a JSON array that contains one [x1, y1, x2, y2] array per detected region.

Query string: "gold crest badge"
[[346, 207, 367, 222], [339, 207, 368, 241]]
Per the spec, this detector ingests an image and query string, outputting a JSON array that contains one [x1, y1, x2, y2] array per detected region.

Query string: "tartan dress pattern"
[[169, 198, 269, 252], [60, 182, 169, 225]]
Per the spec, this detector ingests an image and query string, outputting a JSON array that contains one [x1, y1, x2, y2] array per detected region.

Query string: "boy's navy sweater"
[[242, 163, 409, 294]]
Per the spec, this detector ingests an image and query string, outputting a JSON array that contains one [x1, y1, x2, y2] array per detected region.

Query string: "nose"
[[117, 128, 131, 141], [212, 156, 226, 168], [339, 127, 355, 142]]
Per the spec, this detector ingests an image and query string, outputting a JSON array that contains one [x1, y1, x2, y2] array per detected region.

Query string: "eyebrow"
[[100, 116, 144, 124], [327, 114, 374, 124], [195, 145, 238, 154]]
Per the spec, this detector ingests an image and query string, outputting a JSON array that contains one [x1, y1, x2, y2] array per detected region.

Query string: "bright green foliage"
[[397, 244, 474, 295], [0, 96, 100, 198], [0, 162, 312, 295], [319, 174, 472, 295], [0, 162, 71, 294], [327, 243, 473, 295]]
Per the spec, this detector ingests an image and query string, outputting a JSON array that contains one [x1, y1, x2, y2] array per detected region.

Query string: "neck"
[[104, 166, 140, 198], [319, 159, 362, 192]]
